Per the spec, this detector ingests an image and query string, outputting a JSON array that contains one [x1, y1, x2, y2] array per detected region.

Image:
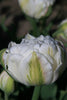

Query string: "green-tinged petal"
[[27, 52, 44, 85], [0, 49, 6, 68], [0, 71, 14, 95], [4, 76, 14, 94], [59, 22, 67, 31], [53, 30, 65, 37], [53, 19, 67, 44], [20, 0, 29, 7]]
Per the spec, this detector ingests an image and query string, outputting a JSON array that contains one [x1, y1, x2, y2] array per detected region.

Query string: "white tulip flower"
[[0, 34, 66, 86], [18, 0, 55, 18]]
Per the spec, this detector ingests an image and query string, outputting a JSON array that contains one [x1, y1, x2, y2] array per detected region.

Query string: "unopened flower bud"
[[53, 19, 67, 45], [18, 0, 55, 19], [0, 34, 66, 86], [0, 71, 14, 95]]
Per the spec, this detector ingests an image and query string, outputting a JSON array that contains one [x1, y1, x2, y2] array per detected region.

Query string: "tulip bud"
[[0, 34, 66, 86], [53, 19, 67, 45], [0, 71, 14, 95], [18, 0, 55, 19]]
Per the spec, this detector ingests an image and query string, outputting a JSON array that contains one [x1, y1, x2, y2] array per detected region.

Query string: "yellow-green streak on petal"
[[27, 52, 44, 85], [0, 49, 6, 68], [48, 47, 53, 57], [20, 0, 29, 8], [36, 5, 44, 17]]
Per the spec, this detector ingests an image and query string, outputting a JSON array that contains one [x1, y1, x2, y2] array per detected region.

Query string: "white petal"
[[36, 53, 53, 84]]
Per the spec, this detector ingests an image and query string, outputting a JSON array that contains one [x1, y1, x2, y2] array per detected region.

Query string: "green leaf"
[[13, 91, 19, 96], [63, 94, 67, 100], [59, 91, 67, 100], [0, 17, 8, 32], [32, 86, 41, 100], [42, 22, 53, 36], [45, 6, 52, 17], [64, 43, 67, 47], [40, 84, 57, 100]]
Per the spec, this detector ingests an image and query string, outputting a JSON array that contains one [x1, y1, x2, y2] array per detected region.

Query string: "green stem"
[[4, 93, 8, 100], [32, 86, 41, 100]]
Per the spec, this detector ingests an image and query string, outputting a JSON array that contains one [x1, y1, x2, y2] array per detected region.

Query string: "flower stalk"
[[4, 93, 8, 100], [32, 86, 41, 100]]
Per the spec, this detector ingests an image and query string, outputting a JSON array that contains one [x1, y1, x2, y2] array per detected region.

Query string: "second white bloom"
[[18, 0, 55, 18]]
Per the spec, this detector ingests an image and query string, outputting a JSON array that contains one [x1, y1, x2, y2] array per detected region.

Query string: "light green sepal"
[[27, 52, 44, 85], [4, 77, 14, 95], [45, 6, 52, 17], [0, 71, 14, 95], [0, 49, 6, 68]]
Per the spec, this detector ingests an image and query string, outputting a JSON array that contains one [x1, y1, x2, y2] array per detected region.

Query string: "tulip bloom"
[[18, 0, 55, 18], [53, 19, 67, 44], [0, 34, 66, 86], [0, 71, 14, 95]]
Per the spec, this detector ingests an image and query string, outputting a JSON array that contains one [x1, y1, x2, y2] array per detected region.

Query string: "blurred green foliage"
[[40, 84, 57, 100]]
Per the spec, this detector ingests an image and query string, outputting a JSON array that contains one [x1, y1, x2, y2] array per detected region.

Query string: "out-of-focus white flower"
[[53, 19, 67, 44], [18, 0, 55, 19], [0, 71, 14, 95], [0, 34, 66, 86]]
